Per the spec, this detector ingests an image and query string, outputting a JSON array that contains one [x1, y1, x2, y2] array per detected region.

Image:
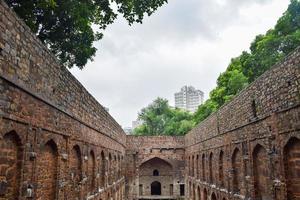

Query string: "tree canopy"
[[5, 0, 167, 69], [135, 0, 300, 135], [194, 0, 300, 124], [133, 98, 195, 136]]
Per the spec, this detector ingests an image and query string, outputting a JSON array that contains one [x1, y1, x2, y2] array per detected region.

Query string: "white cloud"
[[70, 0, 289, 127]]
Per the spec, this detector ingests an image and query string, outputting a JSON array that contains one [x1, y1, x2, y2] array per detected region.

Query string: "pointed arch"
[[211, 192, 217, 200], [36, 139, 58, 200], [253, 144, 270, 199], [88, 150, 96, 193], [196, 154, 200, 179], [0, 131, 22, 200], [209, 152, 214, 183], [192, 155, 195, 177], [202, 188, 207, 200], [219, 150, 225, 187], [69, 145, 82, 199], [232, 148, 242, 193], [284, 137, 300, 200], [100, 151, 105, 187], [108, 153, 112, 184], [197, 186, 201, 200], [202, 154, 206, 181], [151, 181, 161, 195]]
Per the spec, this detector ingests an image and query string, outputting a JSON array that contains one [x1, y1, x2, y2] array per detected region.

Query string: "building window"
[[153, 169, 159, 176]]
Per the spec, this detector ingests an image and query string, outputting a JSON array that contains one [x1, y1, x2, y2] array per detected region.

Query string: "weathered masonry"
[[0, 0, 300, 199], [185, 49, 300, 200], [126, 136, 185, 200], [0, 0, 125, 199]]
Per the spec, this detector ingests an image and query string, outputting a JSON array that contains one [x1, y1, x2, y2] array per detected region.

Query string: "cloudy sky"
[[70, 0, 289, 128]]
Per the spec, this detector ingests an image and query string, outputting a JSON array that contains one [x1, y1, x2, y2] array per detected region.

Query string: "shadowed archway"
[[151, 181, 161, 195]]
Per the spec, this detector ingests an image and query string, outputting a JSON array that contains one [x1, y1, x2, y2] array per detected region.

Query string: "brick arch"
[[0, 131, 22, 200], [211, 192, 217, 200], [36, 139, 58, 200], [202, 188, 208, 200], [100, 150, 105, 188], [284, 137, 300, 200], [232, 147, 242, 193], [253, 144, 270, 200], [189, 156, 191, 176], [108, 153, 112, 184], [197, 186, 201, 200], [139, 156, 173, 168], [69, 145, 82, 199], [117, 154, 121, 179], [196, 154, 200, 179], [192, 155, 195, 177], [88, 150, 96, 194], [202, 153, 206, 181], [218, 150, 225, 187], [209, 152, 214, 183], [113, 154, 117, 182], [193, 184, 196, 200]]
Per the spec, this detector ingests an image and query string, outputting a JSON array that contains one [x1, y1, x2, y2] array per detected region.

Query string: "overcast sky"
[[70, 0, 289, 128]]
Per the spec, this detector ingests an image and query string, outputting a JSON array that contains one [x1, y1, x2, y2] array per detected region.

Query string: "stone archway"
[[211, 192, 217, 200], [0, 132, 22, 200], [69, 145, 82, 200], [151, 181, 161, 195], [139, 157, 173, 197], [36, 140, 58, 200], [253, 144, 270, 200], [284, 137, 300, 200]]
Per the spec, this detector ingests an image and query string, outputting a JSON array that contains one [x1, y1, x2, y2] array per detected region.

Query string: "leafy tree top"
[[5, 0, 167, 69]]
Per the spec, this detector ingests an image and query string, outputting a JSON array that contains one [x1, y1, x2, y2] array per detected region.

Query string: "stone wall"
[[126, 136, 186, 200], [0, 0, 300, 200], [185, 48, 300, 200], [0, 0, 126, 199]]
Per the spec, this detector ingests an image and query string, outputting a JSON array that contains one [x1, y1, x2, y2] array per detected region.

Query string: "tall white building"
[[174, 86, 204, 113]]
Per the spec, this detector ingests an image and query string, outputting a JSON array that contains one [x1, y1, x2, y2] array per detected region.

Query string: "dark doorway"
[[180, 184, 185, 196], [151, 181, 161, 195]]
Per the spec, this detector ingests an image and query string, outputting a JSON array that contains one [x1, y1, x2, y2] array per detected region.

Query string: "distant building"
[[132, 119, 143, 129], [175, 85, 204, 113]]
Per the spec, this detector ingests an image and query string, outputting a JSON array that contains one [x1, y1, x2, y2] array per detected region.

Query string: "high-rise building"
[[174, 85, 204, 113]]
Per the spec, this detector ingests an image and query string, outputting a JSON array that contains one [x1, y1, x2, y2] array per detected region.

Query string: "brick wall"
[[126, 136, 186, 199], [185, 48, 300, 200], [0, 0, 126, 199], [0, 0, 300, 199]]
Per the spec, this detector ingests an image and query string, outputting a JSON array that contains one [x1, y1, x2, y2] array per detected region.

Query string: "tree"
[[194, 0, 300, 124], [242, 0, 300, 82], [5, 0, 167, 69], [133, 98, 195, 136]]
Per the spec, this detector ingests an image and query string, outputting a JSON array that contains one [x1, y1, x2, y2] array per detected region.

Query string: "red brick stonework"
[[185, 46, 300, 200], [0, 0, 126, 199], [0, 0, 299, 199]]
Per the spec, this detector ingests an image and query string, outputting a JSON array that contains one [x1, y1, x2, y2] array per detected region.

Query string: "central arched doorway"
[[151, 181, 161, 195]]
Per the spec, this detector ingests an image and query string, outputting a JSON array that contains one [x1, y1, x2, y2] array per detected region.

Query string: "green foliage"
[[133, 98, 195, 136], [242, 0, 300, 82], [5, 0, 167, 69], [193, 99, 218, 124], [135, 0, 300, 136], [194, 0, 300, 124]]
